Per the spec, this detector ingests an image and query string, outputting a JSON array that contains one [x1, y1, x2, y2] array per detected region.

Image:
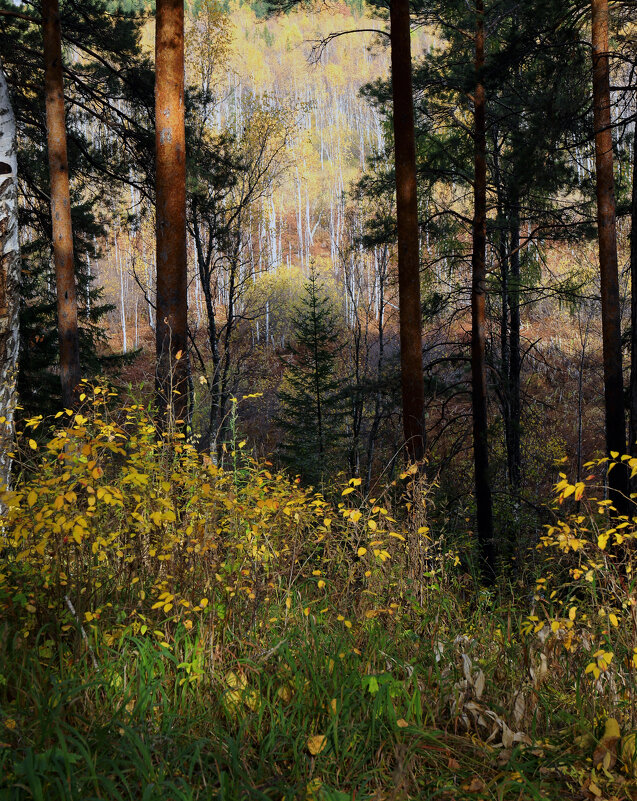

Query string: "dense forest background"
[[2, 0, 637, 798], [7, 0, 637, 548]]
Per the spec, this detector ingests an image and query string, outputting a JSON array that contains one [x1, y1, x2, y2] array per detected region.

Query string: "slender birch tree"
[[42, 0, 81, 408], [0, 62, 19, 488]]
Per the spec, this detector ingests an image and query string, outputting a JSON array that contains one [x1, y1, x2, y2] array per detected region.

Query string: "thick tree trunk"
[[389, 0, 426, 464], [0, 64, 19, 490], [471, 0, 496, 578], [629, 117, 637, 460], [591, 0, 628, 512], [42, 0, 81, 409], [155, 0, 189, 427]]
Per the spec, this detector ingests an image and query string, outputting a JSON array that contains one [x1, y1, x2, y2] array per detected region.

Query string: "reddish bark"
[[42, 0, 81, 409], [630, 117, 637, 461], [471, 0, 495, 577], [155, 0, 189, 426], [591, 0, 628, 511], [389, 0, 426, 464]]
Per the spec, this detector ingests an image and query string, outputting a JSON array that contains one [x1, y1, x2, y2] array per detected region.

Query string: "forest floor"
[[0, 391, 636, 800]]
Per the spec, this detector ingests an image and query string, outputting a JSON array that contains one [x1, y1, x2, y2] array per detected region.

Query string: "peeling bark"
[[0, 63, 19, 489]]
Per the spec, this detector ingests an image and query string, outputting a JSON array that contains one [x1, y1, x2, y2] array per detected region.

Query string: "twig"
[[64, 594, 99, 670]]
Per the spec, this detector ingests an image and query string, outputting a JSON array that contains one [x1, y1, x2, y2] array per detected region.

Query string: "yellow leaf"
[[27, 490, 37, 507], [350, 511, 362, 523], [28, 439, 37, 450], [318, 580, 325, 589], [225, 671, 247, 689], [396, 718, 409, 728], [199, 598, 208, 608], [341, 487, 355, 496], [368, 520, 377, 531], [278, 684, 293, 702], [609, 613, 619, 627], [569, 606, 577, 621], [603, 718, 620, 740], [598, 532, 609, 550], [307, 734, 327, 755], [357, 547, 367, 557]]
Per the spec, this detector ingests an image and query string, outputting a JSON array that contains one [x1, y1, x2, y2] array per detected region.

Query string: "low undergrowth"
[[1, 385, 636, 799]]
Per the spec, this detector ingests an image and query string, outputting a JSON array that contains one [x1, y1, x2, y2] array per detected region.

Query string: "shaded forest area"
[[1, 0, 637, 799]]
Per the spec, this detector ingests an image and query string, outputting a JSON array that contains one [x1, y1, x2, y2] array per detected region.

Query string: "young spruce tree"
[[277, 266, 343, 487]]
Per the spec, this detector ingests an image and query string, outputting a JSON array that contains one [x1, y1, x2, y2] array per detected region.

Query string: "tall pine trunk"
[[591, 0, 628, 511], [629, 117, 637, 460], [42, 0, 81, 408], [508, 211, 521, 493], [389, 0, 426, 464], [0, 63, 19, 489], [471, 0, 496, 578], [155, 0, 189, 427]]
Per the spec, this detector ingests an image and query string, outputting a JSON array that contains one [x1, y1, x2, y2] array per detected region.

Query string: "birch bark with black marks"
[[0, 63, 19, 490]]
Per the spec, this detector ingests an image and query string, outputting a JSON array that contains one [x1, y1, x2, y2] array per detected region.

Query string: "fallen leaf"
[[473, 669, 485, 700], [307, 734, 327, 756]]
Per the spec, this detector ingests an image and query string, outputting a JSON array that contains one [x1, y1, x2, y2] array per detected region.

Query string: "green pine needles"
[[277, 265, 343, 487]]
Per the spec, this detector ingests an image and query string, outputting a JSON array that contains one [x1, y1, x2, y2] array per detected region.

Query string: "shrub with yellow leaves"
[[521, 455, 637, 718], [0, 384, 415, 660]]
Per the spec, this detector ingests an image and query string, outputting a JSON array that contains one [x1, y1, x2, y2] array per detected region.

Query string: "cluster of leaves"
[[0, 382, 413, 658], [3, 393, 637, 798], [517, 457, 637, 797]]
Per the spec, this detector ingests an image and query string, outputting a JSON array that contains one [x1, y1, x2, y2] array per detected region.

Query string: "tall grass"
[[1, 391, 636, 798]]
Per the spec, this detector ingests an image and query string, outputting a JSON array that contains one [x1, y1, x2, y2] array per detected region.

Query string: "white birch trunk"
[[0, 64, 20, 490]]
